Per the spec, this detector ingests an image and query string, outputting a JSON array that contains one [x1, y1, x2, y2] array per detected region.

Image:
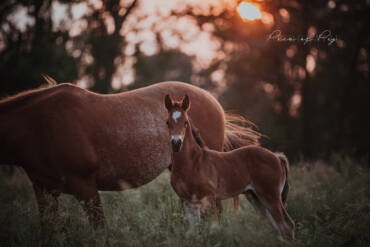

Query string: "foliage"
[[173, 0, 370, 160], [0, 0, 369, 160], [0, 158, 369, 246]]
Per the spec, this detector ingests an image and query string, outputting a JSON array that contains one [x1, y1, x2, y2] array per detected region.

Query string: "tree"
[[172, 0, 370, 160]]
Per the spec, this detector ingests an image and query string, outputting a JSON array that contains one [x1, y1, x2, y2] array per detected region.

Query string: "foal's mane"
[[189, 118, 207, 148]]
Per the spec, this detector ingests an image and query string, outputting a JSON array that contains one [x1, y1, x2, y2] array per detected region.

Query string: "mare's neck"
[[172, 122, 202, 173]]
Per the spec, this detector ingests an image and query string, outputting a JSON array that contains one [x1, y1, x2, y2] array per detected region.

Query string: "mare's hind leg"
[[233, 196, 240, 212], [67, 175, 105, 229], [216, 199, 223, 215], [32, 183, 61, 235]]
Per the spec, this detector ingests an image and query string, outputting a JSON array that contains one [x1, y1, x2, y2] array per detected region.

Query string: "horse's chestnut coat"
[[0, 80, 258, 229]]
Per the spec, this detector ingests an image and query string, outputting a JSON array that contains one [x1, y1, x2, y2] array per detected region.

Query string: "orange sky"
[[5, 0, 267, 90]]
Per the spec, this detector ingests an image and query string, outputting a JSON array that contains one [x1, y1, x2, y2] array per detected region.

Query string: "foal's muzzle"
[[171, 136, 183, 152]]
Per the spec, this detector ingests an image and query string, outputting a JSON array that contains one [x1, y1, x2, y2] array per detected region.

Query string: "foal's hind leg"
[[243, 190, 269, 219], [243, 190, 282, 234], [265, 199, 294, 240], [258, 193, 294, 240], [281, 206, 295, 239], [244, 190, 294, 240]]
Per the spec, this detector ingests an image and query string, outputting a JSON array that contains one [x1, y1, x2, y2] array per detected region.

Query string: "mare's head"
[[164, 94, 191, 152]]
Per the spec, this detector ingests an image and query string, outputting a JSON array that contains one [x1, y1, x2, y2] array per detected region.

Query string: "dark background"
[[1, 0, 369, 163]]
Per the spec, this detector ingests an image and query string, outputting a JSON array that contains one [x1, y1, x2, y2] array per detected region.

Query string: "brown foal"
[[164, 94, 295, 240]]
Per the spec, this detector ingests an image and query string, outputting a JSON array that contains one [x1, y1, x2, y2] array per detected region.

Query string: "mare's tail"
[[223, 112, 261, 211], [275, 152, 290, 207], [224, 112, 261, 151]]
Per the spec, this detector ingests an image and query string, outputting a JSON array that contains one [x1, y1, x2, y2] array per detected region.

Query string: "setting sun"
[[237, 2, 262, 21]]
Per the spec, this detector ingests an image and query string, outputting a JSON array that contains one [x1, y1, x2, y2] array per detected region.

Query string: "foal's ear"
[[165, 94, 173, 111], [181, 94, 190, 111]]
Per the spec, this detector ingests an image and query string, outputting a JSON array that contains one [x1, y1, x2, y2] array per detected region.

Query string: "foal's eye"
[[166, 120, 169, 126]]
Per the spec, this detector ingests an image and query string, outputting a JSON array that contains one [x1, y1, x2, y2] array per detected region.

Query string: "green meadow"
[[0, 157, 369, 247]]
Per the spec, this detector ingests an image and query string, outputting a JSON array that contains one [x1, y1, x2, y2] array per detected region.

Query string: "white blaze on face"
[[171, 135, 183, 142], [172, 111, 181, 122]]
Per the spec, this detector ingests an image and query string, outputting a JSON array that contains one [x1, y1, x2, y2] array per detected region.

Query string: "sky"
[[3, 0, 261, 90], [52, 0, 234, 88]]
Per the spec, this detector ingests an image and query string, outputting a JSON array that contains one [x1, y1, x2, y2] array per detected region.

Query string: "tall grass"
[[0, 157, 369, 246]]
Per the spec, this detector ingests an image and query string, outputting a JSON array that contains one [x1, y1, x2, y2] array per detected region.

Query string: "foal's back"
[[200, 145, 285, 198], [236, 145, 284, 185], [206, 145, 283, 176]]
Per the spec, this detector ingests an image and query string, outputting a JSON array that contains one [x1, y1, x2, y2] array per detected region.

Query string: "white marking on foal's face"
[[172, 111, 181, 122], [171, 135, 183, 142]]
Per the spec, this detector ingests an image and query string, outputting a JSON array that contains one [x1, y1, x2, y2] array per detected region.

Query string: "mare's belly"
[[96, 150, 172, 191], [95, 107, 172, 191], [96, 140, 172, 191]]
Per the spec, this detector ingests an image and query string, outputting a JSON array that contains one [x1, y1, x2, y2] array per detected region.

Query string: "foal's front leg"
[[200, 197, 219, 230], [182, 201, 201, 235]]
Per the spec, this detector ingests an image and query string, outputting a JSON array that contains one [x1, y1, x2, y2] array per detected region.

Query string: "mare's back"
[[0, 83, 91, 115], [0, 84, 96, 148]]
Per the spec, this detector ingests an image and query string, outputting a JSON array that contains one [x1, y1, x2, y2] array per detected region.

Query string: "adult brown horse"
[[0, 76, 260, 229], [164, 94, 294, 240]]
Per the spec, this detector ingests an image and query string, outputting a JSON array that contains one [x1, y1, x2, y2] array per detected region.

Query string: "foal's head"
[[164, 94, 191, 152]]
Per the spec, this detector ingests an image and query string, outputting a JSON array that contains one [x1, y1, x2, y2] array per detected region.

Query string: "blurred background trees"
[[0, 0, 369, 162]]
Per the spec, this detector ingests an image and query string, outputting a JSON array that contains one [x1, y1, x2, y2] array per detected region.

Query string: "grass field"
[[0, 157, 369, 247]]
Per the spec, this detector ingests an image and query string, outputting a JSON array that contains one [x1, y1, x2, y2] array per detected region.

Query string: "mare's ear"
[[165, 94, 173, 111], [181, 94, 190, 111]]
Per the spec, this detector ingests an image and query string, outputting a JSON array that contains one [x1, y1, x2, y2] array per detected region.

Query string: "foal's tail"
[[223, 112, 261, 151], [275, 152, 290, 207]]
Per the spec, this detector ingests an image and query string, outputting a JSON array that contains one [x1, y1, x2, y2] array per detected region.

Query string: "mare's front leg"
[[32, 182, 61, 234], [67, 175, 106, 229]]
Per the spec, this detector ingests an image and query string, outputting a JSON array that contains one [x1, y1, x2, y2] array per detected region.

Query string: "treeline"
[[0, 0, 369, 162]]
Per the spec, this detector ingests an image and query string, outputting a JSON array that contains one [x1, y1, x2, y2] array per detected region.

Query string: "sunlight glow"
[[237, 2, 262, 21]]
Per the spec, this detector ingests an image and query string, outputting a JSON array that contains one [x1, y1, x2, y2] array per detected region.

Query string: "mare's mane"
[[189, 118, 207, 148], [0, 75, 59, 110]]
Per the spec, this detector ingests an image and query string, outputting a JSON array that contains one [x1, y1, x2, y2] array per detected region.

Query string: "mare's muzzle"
[[171, 136, 183, 152]]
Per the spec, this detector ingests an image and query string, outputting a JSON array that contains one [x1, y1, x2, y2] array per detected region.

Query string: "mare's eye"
[[166, 120, 169, 126], [184, 121, 188, 127]]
